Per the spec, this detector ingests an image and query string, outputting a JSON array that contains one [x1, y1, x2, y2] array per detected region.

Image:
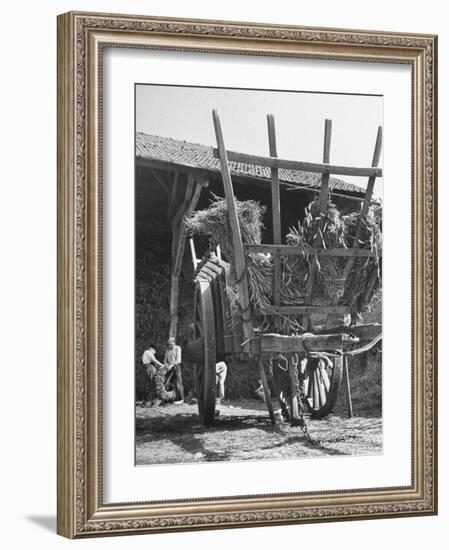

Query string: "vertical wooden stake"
[[267, 114, 281, 330], [288, 357, 299, 420], [213, 109, 254, 349], [344, 355, 353, 418], [303, 119, 332, 329], [258, 359, 276, 425], [169, 179, 204, 339]]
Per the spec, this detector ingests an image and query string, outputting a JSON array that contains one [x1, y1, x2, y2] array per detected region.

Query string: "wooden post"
[[267, 114, 282, 330], [258, 359, 276, 424], [169, 178, 206, 339], [271, 364, 290, 420], [288, 357, 299, 420], [343, 355, 353, 418], [303, 119, 332, 327], [213, 109, 275, 423], [212, 109, 254, 348]]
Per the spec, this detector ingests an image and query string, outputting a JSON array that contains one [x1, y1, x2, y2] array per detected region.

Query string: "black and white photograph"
[[134, 84, 383, 466]]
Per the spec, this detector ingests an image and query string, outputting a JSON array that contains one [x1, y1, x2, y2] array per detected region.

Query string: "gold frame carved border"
[[57, 11, 438, 539]]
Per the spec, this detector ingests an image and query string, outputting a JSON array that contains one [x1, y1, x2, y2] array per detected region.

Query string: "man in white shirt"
[[141, 344, 164, 407], [164, 337, 184, 404]]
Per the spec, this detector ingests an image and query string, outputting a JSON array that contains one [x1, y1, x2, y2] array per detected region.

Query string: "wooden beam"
[[212, 148, 382, 178], [213, 109, 254, 350], [169, 179, 204, 339], [136, 156, 211, 180], [288, 357, 299, 420], [303, 119, 333, 326], [244, 244, 381, 257], [253, 332, 359, 354], [343, 356, 353, 418], [136, 156, 370, 201], [319, 119, 332, 211], [172, 182, 203, 276], [256, 305, 351, 315], [317, 323, 382, 342], [171, 175, 194, 229], [258, 359, 276, 424], [267, 114, 281, 328]]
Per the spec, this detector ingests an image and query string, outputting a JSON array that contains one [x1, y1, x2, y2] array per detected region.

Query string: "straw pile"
[[185, 195, 382, 331]]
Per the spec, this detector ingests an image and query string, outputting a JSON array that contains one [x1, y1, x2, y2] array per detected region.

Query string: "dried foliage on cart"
[[186, 194, 382, 332]]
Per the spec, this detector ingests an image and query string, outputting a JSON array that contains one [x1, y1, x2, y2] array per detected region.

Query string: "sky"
[[136, 84, 383, 196]]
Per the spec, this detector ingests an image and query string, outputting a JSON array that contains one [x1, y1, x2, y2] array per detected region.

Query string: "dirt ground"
[[135, 399, 382, 465]]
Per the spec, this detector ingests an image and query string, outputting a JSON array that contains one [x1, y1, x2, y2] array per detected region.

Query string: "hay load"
[[185, 194, 382, 332]]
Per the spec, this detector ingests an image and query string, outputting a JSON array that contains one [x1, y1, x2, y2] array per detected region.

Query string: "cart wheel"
[[302, 355, 343, 418], [193, 280, 217, 426]]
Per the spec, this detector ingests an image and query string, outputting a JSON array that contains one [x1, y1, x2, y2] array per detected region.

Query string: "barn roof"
[[136, 133, 365, 196]]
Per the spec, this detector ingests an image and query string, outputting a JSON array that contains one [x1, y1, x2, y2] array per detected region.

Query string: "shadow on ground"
[[136, 400, 382, 465]]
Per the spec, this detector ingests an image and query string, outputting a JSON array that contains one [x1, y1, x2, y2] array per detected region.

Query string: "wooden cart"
[[186, 109, 383, 427]]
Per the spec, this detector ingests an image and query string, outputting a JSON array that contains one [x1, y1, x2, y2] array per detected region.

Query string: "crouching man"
[[164, 337, 184, 404], [141, 344, 164, 407]]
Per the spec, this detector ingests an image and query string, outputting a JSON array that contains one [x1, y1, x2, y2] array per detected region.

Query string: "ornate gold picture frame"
[[57, 11, 437, 538]]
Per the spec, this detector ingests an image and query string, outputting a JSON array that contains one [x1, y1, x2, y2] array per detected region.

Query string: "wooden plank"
[[213, 109, 254, 348], [267, 114, 281, 327], [172, 183, 203, 275], [136, 156, 212, 180], [343, 356, 354, 418], [303, 119, 334, 326], [258, 359, 276, 424], [256, 305, 351, 315], [317, 323, 382, 342], [319, 119, 332, 211], [253, 332, 359, 354], [245, 244, 381, 257], [169, 180, 204, 338], [288, 358, 299, 420], [212, 148, 382, 178], [171, 175, 194, 229]]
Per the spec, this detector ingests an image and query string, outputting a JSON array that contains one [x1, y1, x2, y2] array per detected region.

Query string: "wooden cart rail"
[[212, 147, 382, 178], [245, 244, 381, 258]]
